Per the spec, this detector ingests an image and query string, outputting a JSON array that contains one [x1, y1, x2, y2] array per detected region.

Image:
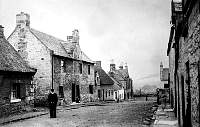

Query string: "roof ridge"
[[30, 28, 65, 42], [30, 28, 69, 57]]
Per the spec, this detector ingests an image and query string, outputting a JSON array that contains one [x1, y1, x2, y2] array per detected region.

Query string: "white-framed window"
[[11, 84, 21, 103], [61, 60, 66, 73]]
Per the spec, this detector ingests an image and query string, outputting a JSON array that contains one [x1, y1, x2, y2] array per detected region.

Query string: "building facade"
[[94, 61, 116, 101], [108, 62, 133, 100], [168, 0, 200, 126], [8, 12, 95, 104]]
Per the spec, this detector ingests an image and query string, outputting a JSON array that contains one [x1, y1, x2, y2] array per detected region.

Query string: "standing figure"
[[48, 89, 58, 118]]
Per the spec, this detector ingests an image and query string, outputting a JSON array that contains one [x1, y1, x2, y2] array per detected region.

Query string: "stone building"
[[167, 25, 176, 113], [167, 0, 200, 126], [94, 61, 122, 101], [0, 25, 36, 117], [108, 62, 133, 100], [7, 12, 95, 104], [160, 62, 169, 89]]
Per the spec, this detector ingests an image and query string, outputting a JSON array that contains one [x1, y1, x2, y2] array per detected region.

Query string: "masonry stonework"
[[177, 2, 200, 126], [8, 27, 52, 96]]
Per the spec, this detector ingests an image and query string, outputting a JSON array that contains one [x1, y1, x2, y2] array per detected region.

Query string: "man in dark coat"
[[48, 89, 58, 118]]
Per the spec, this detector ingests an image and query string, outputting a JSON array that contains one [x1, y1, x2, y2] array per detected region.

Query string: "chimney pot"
[[119, 66, 123, 70], [16, 12, 30, 27], [95, 61, 101, 68]]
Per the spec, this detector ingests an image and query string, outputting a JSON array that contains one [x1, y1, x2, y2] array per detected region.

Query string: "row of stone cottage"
[[0, 12, 133, 112], [167, 0, 200, 127]]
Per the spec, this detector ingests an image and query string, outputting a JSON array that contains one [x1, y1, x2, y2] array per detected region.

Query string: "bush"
[[34, 96, 48, 107]]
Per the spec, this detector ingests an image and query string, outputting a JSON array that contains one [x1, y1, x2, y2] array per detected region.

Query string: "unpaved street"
[[3, 101, 155, 127]]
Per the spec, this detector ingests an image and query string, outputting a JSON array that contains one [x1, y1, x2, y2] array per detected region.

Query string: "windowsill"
[[11, 99, 21, 103]]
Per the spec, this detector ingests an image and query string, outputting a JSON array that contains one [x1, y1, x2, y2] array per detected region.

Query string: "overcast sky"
[[0, 0, 171, 88]]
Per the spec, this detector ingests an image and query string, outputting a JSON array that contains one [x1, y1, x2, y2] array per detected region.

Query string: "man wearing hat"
[[48, 89, 58, 118]]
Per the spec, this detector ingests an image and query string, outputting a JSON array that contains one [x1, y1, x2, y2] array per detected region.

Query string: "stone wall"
[[53, 56, 74, 104], [0, 74, 34, 117], [168, 41, 176, 110], [8, 27, 52, 96], [79, 62, 96, 102], [178, 2, 200, 126]]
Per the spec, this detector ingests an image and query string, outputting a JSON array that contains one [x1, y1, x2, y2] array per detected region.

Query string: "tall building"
[[8, 12, 95, 104]]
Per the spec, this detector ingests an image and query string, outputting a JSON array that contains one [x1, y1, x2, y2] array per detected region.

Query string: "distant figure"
[[48, 89, 58, 118]]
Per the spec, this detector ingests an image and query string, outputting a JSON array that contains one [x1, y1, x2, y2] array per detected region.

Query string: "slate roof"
[[118, 69, 129, 79], [110, 76, 122, 90], [94, 66, 114, 85], [161, 68, 169, 81], [0, 37, 36, 73], [31, 28, 69, 58], [113, 70, 126, 81], [31, 28, 93, 63]]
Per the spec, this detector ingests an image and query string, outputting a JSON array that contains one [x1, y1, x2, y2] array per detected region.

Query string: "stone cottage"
[[0, 25, 36, 117], [8, 12, 95, 104], [168, 0, 200, 126], [94, 61, 121, 101], [108, 62, 133, 100]]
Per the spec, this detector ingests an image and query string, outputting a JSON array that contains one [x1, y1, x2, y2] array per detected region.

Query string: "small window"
[[79, 63, 82, 74], [61, 60, 66, 73], [89, 85, 93, 94], [88, 65, 90, 75], [106, 91, 107, 97], [111, 90, 113, 95], [11, 84, 21, 102], [109, 90, 110, 96], [41, 58, 44, 60]]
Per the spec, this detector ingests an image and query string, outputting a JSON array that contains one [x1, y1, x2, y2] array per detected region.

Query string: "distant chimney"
[[95, 61, 101, 68], [110, 63, 116, 72], [119, 65, 123, 70], [72, 29, 79, 44], [119, 62, 123, 70], [16, 12, 30, 28], [0, 25, 4, 38], [67, 36, 73, 42], [125, 63, 128, 70]]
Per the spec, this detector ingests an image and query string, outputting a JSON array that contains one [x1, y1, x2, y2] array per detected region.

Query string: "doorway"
[[72, 83, 76, 102], [185, 61, 191, 127]]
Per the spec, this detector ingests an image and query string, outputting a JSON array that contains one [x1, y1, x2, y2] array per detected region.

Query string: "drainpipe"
[[51, 50, 54, 89]]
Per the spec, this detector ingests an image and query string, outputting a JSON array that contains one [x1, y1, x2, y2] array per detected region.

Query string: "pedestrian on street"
[[48, 89, 58, 118]]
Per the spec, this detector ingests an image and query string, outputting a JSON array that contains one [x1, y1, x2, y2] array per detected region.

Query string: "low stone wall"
[[0, 101, 27, 118]]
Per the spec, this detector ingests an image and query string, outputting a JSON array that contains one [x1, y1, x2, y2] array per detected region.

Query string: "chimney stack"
[[0, 25, 4, 38], [16, 12, 30, 28], [72, 29, 79, 44], [119, 62, 123, 70], [110, 63, 116, 72], [95, 61, 101, 68], [125, 63, 128, 70], [119, 65, 123, 70]]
